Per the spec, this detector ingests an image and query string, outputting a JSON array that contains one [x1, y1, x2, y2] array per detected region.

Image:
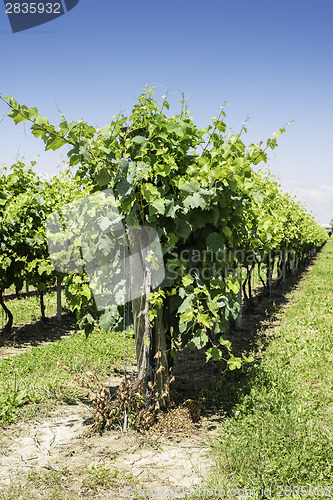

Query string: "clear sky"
[[0, 0, 332, 224]]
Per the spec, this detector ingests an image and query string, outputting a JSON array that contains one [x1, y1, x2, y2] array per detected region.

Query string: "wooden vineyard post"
[[267, 251, 272, 297], [282, 251, 287, 283], [292, 251, 296, 274], [57, 275, 62, 322], [235, 265, 243, 329]]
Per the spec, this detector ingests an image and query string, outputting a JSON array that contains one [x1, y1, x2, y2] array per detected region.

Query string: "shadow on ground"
[[0, 312, 78, 353]]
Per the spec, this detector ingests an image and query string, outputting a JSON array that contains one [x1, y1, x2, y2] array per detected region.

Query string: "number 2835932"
[[5, 3, 61, 14]]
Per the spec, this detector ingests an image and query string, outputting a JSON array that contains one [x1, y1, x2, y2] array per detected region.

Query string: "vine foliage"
[[0, 88, 327, 409]]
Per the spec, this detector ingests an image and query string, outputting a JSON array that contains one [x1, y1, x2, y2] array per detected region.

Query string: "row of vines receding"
[[0, 87, 328, 417]]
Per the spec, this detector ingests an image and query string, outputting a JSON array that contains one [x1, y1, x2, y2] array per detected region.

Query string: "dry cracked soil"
[[0, 371, 218, 499]]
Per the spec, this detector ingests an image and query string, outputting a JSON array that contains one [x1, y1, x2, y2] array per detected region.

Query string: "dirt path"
[[0, 398, 217, 499]]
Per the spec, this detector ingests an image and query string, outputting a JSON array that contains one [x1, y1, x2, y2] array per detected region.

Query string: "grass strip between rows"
[[205, 240, 333, 498], [0, 328, 135, 424]]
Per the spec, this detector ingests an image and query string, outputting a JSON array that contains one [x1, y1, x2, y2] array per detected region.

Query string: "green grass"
[[0, 285, 136, 423], [0, 328, 135, 423], [0, 299, 135, 425], [203, 241, 333, 498], [0, 464, 136, 500], [84, 464, 135, 489], [1, 290, 60, 326]]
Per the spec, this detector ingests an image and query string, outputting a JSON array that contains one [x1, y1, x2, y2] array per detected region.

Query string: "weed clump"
[[76, 370, 203, 434]]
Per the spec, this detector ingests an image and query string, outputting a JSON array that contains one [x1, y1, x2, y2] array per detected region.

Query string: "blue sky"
[[0, 0, 332, 223]]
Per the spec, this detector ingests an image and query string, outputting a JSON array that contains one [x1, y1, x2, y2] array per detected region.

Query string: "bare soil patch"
[[0, 402, 216, 499], [0, 255, 319, 499]]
